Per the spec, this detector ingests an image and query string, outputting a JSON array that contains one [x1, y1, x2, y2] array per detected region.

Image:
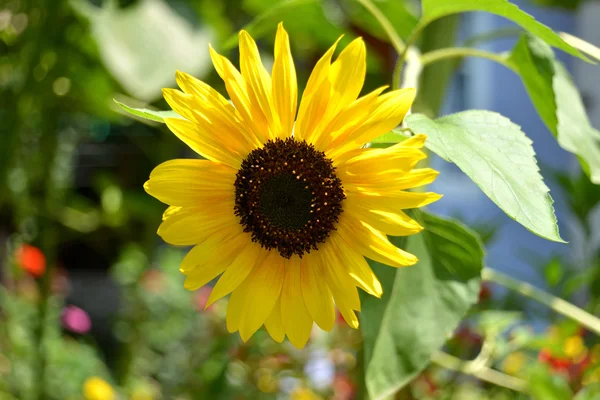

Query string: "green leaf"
[[369, 130, 410, 145], [477, 311, 521, 337], [113, 99, 181, 123], [406, 111, 564, 243], [343, 0, 418, 41], [509, 35, 600, 184], [543, 257, 564, 287], [72, 0, 213, 101], [528, 364, 573, 400], [574, 383, 600, 400], [419, 0, 588, 61], [361, 212, 483, 399], [223, 0, 343, 49]]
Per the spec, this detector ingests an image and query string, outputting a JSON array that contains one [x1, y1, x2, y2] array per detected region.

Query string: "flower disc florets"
[[234, 138, 345, 258]]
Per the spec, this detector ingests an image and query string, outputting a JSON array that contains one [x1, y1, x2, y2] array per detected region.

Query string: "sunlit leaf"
[[419, 0, 588, 61], [406, 111, 564, 242], [361, 212, 483, 399], [72, 0, 213, 101], [509, 34, 600, 184]]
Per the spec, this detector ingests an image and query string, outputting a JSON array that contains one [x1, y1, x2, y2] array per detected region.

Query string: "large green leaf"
[[223, 0, 344, 49], [509, 35, 600, 184], [419, 0, 587, 61], [528, 365, 573, 400], [72, 0, 213, 102], [361, 212, 483, 400], [342, 0, 418, 41], [406, 111, 564, 243]]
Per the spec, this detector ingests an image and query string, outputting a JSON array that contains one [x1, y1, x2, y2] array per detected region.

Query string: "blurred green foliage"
[[1, 0, 600, 399]]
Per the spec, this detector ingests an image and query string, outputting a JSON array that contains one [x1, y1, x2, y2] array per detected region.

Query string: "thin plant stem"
[[482, 268, 600, 336], [33, 224, 58, 400], [420, 47, 514, 70], [464, 27, 523, 47], [431, 351, 528, 393], [355, 0, 406, 56]]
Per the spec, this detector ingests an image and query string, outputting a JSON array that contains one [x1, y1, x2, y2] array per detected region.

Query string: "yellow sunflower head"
[[144, 23, 441, 348]]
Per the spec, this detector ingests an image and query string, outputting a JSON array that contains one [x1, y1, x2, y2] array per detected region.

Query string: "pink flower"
[[194, 286, 214, 312], [61, 305, 92, 334]]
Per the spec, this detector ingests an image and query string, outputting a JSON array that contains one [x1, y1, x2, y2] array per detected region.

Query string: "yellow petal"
[[206, 243, 267, 307], [239, 30, 280, 140], [330, 88, 416, 160], [157, 206, 239, 246], [337, 305, 359, 329], [239, 252, 285, 342], [162, 205, 181, 220], [227, 278, 250, 333], [180, 227, 246, 274], [305, 38, 366, 145], [319, 245, 360, 330], [330, 234, 382, 298], [281, 257, 313, 348], [319, 240, 361, 311], [344, 169, 440, 193], [182, 233, 251, 292], [264, 299, 285, 343], [209, 45, 269, 144], [175, 70, 230, 107], [344, 198, 423, 237], [337, 215, 418, 268], [336, 146, 427, 182], [162, 90, 254, 160], [164, 117, 243, 168], [168, 77, 261, 149], [295, 37, 341, 141], [300, 254, 335, 332], [327, 37, 366, 117], [345, 184, 443, 204], [271, 23, 297, 138], [144, 159, 235, 206], [163, 88, 254, 158], [312, 86, 386, 151], [399, 133, 428, 148]]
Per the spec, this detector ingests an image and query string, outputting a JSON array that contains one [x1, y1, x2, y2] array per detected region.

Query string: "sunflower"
[[144, 23, 441, 348]]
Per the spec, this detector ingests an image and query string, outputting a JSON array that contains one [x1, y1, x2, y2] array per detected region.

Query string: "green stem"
[[464, 27, 523, 47], [392, 60, 403, 90], [482, 268, 600, 336], [432, 351, 527, 393], [33, 224, 58, 400], [420, 47, 514, 70], [396, 21, 426, 70], [355, 0, 406, 55]]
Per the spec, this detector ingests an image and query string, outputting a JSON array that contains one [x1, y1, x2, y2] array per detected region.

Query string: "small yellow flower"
[[145, 23, 440, 348], [83, 377, 115, 400], [291, 387, 322, 400], [564, 335, 585, 359], [501, 352, 527, 375]]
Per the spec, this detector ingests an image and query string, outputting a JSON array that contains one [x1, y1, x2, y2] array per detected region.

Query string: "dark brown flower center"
[[234, 138, 345, 258]]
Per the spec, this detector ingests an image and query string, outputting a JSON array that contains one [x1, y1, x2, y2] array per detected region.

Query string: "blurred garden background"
[[1, 0, 600, 399]]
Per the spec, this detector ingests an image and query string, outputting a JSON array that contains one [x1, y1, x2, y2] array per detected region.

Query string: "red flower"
[[15, 244, 45, 278], [333, 374, 355, 400]]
